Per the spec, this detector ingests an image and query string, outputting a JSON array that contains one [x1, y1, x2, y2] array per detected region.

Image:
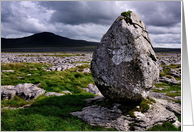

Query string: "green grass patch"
[[121, 10, 132, 20], [163, 64, 181, 69], [1, 96, 33, 108], [154, 82, 181, 93], [146, 122, 181, 131], [1, 63, 94, 94], [147, 96, 156, 103], [166, 91, 181, 97], [1, 93, 115, 131]]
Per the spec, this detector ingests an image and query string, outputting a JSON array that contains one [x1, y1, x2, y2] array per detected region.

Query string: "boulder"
[[14, 83, 46, 100], [1, 83, 45, 101], [91, 11, 159, 102]]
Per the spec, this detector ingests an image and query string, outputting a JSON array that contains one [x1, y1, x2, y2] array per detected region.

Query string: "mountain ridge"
[[1, 32, 99, 48]]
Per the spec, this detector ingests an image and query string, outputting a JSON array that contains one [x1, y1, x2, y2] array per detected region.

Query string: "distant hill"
[[153, 48, 181, 53], [1, 32, 181, 52], [1, 32, 99, 48]]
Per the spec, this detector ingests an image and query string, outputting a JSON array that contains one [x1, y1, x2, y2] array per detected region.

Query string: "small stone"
[[172, 120, 181, 128], [45, 92, 64, 96], [1, 70, 15, 73], [62, 90, 72, 95]]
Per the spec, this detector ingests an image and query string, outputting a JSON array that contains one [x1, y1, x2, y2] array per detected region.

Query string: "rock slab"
[[1, 83, 45, 100], [71, 97, 180, 131], [91, 11, 159, 102]]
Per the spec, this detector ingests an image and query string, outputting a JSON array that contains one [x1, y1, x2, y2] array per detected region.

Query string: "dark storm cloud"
[[1, 1, 182, 48], [37, 1, 119, 25], [128, 1, 181, 27]]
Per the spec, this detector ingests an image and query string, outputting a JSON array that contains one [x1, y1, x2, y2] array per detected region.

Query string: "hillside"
[[1, 32, 99, 48], [1, 32, 181, 53]]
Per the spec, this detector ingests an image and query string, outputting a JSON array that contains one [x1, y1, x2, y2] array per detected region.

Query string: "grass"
[[1, 96, 33, 108], [1, 93, 115, 131], [146, 122, 181, 131], [163, 64, 181, 69], [1, 61, 181, 131], [154, 82, 181, 97], [1, 63, 94, 94], [121, 10, 132, 20]]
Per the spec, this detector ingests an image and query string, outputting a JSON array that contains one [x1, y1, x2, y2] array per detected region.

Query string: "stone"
[[91, 11, 159, 102], [14, 83, 46, 100], [71, 97, 180, 131], [62, 90, 72, 95], [82, 68, 91, 74], [160, 60, 170, 65], [1, 70, 15, 73], [159, 76, 179, 85], [1, 87, 16, 100], [45, 92, 64, 96], [82, 83, 102, 96]]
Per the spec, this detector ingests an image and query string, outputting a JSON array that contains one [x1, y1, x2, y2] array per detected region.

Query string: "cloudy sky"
[[1, 1, 181, 48]]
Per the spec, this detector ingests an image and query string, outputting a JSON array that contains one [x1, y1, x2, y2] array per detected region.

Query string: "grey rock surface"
[[1, 70, 15, 73], [46, 63, 84, 71], [71, 97, 180, 131], [14, 83, 46, 100], [62, 90, 72, 95], [45, 92, 64, 96], [82, 83, 102, 96], [91, 12, 159, 102], [1, 87, 16, 100], [1, 53, 92, 64], [159, 76, 179, 85], [1, 83, 46, 101]]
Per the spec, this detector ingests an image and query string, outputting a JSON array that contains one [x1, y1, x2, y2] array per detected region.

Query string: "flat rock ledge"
[[71, 96, 181, 131]]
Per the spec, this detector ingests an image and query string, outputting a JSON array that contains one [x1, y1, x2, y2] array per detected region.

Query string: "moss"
[[159, 72, 166, 77], [166, 75, 173, 79], [147, 96, 156, 103], [121, 10, 132, 23], [140, 99, 150, 113], [163, 64, 181, 69]]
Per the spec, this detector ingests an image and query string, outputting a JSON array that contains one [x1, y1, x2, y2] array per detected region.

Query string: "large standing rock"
[[91, 11, 159, 102]]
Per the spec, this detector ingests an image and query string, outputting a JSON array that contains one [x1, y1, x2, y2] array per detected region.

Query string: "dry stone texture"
[[91, 11, 159, 102]]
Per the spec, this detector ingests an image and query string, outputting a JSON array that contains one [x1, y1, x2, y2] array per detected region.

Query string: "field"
[[1, 52, 181, 131]]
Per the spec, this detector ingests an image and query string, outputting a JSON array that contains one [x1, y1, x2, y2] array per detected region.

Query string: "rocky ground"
[[1, 52, 181, 131]]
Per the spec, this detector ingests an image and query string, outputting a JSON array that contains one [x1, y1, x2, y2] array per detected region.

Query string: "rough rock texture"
[[71, 97, 180, 131], [1, 83, 45, 100], [159, 76, 179, 85], [1, 87, 16, 100], [1, 53, 92, 64], [91, 12, 159, 102]]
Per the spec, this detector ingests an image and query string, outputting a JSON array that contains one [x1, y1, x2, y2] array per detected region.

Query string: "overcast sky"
[[1, 1, 181, 48]]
